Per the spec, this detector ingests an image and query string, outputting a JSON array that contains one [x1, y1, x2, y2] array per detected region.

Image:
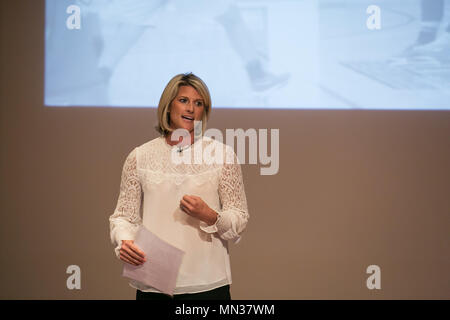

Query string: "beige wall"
[[1, 1, 449, 299]]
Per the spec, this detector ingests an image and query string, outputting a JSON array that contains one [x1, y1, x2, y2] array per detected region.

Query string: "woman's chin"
[[173, 123, 193, 132]]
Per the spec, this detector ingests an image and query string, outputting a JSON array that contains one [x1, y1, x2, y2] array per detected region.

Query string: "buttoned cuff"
[[114, 227, 137, 244], [112, 227, 138, 259], [199, 211, 222, 233], [199, 210, 242, 244]]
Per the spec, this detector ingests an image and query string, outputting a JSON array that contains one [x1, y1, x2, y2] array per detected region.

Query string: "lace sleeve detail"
[[213, 147, 249, 243], [109, 148, 142, 257]]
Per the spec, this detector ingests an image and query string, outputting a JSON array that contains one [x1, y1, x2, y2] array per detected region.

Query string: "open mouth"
[[181, 115, 194, 121]]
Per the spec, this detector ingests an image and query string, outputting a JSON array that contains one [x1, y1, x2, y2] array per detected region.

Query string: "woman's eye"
[[196, 101, 203, 107], [179, 98, 187, 103]]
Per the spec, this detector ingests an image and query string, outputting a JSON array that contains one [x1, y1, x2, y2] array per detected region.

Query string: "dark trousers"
[[136, 285, 231, 300]]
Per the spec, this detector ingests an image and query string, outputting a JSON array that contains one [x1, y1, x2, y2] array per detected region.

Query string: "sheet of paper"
[[122, 226, 185, 296]]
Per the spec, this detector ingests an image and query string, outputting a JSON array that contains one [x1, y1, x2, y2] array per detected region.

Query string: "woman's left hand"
[[180, 195, 218, 225]]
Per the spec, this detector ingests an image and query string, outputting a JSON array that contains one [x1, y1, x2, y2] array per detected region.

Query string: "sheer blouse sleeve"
[[109, 148, 143, 257], [200, 147, 249, 243]]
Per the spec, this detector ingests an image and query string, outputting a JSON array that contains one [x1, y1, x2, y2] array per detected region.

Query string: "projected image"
[[319, 0, 450, 110], [45, 0, 450, 109]]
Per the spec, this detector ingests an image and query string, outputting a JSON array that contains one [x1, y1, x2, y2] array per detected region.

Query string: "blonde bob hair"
[[156, 73, 211, 136]]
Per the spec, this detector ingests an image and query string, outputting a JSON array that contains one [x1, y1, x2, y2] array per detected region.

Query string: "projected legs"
[[96, 0, 166, 87], [394, 0, 450, 64], [416, 0, 445, 45], [45, 0, 108, 105], [97, 23, 148, 83], [215, 4, 290, 92]]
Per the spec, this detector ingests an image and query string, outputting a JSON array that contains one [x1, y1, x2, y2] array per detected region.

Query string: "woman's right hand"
[[119, 240, 146, 266]]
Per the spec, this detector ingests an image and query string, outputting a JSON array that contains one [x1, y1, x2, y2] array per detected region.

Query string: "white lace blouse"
[[109, 135, 249, 294]]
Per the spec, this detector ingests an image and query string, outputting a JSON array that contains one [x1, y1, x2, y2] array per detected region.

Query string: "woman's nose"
[[185, 102, 194, 112]]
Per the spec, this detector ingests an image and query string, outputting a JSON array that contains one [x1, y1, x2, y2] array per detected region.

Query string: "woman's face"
[[169, 85, 205, 133]]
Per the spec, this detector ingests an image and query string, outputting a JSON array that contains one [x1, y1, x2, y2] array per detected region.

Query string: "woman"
[[109, 73, 249, 300]]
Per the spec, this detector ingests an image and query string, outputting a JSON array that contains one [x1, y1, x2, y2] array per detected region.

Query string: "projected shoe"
[[250, 72, 291, 91], [246, 60, 291, 91], [388, 33, 450, 65]]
